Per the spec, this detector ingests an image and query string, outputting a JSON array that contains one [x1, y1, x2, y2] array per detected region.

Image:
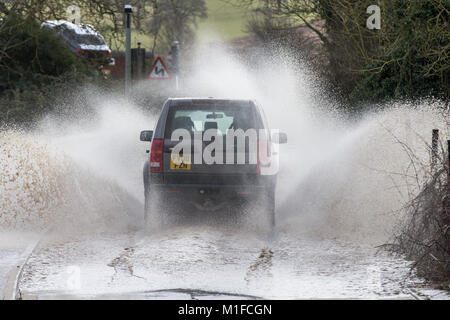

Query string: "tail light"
[[107, 49, 112, 55], [150, 139, 164, 173], [76, 48, 85, 55], [256, 140, 270, 174]]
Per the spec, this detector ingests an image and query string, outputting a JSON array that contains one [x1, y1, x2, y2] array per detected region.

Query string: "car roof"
[[168, 98, 254, 106], [42, 20, 100, 36]]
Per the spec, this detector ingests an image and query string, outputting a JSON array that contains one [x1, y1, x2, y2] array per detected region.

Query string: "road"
[[2, 101, 449, 300], [12, 223, 448, 300]]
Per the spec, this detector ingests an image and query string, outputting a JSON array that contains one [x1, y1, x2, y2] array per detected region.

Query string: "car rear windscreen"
[[63, 29, 105, 46], [164, 102, 259, 138]]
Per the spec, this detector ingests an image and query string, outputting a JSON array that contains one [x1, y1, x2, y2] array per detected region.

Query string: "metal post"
[[431, 129, 439, 170], [124, 5, 133, 95], [137, 41, 143, 80], [171, 41, 180, 91]]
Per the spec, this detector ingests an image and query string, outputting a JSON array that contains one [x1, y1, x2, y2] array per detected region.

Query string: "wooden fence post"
[[447, 140, 450, 200], [431, 129, 439, 170], [446, 139, 450, 216]]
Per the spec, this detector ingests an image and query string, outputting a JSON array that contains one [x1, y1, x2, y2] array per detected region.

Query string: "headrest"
[[204, 121, 218, 131], [173, 116, 194, 130]]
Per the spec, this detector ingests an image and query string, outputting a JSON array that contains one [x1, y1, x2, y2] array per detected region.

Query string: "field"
[[197, 0, 251, 43]]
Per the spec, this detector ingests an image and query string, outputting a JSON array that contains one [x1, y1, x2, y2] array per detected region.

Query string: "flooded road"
[[16, 225, 448, 300], [2, 104, 448, 300]]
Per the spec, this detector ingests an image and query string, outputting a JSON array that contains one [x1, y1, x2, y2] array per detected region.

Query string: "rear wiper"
[[206, 112, 223, 119]]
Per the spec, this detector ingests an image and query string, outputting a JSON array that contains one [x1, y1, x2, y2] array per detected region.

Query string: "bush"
[[243, 0, 449, 107], [390, 139, 450, 285], [0, 15, 87, 91], [350, 0, 449, 105], [0, 70, 100, 126], [0, 15, 101, 125]]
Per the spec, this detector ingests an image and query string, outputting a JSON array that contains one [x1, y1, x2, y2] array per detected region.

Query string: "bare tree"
[[0, 0, 207, 52], [233, 0, 449, 101]]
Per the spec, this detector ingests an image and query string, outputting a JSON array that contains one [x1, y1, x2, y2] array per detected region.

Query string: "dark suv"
[[140, 98, 287, 229]]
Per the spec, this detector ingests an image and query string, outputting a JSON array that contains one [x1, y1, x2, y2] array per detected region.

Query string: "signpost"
[[170, 41, 180, 90], [124, 5, 133, 95], [146, 57, 171, 80]]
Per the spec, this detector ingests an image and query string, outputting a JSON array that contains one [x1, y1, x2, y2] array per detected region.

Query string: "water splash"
[[0, 130, 141, 232], [0, 46, 448, 246]]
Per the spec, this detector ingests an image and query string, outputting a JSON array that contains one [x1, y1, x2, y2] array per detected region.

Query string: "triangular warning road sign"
[[146, 57, 171, 80]]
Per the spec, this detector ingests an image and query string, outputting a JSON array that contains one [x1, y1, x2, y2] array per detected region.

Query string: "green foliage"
[[351, 0, 449, 105], [0, 69, 98, 126], [242, 0, 449, 107], [0, 15, 98, 125], [0, 15, 86, 92]]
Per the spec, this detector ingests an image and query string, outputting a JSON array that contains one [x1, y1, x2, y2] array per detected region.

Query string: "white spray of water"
[[180, 46, 449, 244], [0, 46, 448, 245], [38, 98, 156, 198], [278, 105, 448, 244], [0, 128, 142, 232]]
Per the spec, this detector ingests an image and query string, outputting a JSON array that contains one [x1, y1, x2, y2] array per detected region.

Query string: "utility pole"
[[170, 41, 180, 91], [124, 5, 133, 95]]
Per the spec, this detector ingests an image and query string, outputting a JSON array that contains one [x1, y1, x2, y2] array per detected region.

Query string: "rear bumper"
[[149, 184, 269, 211], [151, 183, 267, 197]]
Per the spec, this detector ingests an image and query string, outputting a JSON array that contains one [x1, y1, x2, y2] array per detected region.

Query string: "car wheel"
[[144, 189, 166, 230], [266, 190, 276, 232], [144, 187, 150, 224]]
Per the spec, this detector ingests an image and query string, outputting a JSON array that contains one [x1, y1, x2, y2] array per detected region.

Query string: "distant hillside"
[[197, 0, 251, 43], [201, 20, 325, 61]]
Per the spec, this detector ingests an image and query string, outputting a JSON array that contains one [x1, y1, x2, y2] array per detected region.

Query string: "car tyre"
[[266, 190, 276, 232], [144, 189, 166, 230]]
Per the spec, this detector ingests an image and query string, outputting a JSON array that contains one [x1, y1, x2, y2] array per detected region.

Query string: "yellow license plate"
[[170, 154, 191, 170]]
